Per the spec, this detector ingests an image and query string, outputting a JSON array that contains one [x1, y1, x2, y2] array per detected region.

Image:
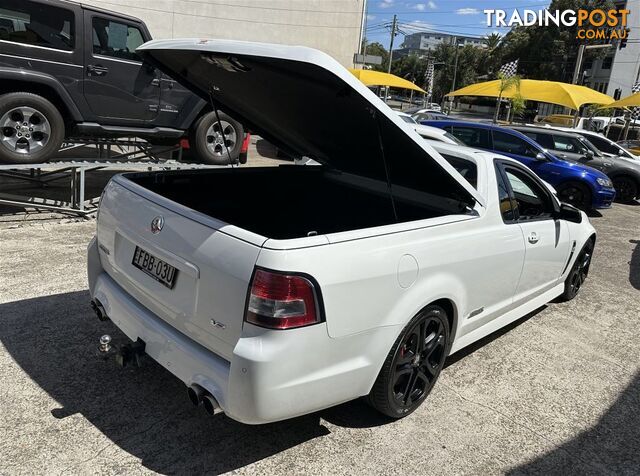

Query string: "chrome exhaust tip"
[[187, 384, 205, 406], [202, 394, 222, 416]]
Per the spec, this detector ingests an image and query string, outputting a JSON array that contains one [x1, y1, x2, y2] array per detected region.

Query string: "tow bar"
[[115, 338, 147, 368]]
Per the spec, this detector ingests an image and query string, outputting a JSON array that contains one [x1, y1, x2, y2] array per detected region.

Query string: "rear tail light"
[[240, 133, 251, 154], [238, 133, 250, 164], [245, 269, 320, 329]]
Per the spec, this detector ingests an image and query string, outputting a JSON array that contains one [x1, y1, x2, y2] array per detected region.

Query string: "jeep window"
[[92, 17, 145, 62], [493, 130, 539, 158], [0, 0, 74, 51], [448, 126, 491, 149]]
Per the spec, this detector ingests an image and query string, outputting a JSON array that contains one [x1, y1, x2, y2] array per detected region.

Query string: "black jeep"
[[0, 0, 244, 165]]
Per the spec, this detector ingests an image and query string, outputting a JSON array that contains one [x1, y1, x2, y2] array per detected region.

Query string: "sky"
[[365, 0, 552, 47]]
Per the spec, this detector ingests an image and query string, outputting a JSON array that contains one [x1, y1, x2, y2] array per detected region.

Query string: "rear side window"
[[584, 134, 618, 155], [0, 0, 75, 51], [493, 130, 539, 158], [92, 17, 145, 61], [441, 154, 477, 189], [448, 126, 491, 149], [521, 131, 554, 150]]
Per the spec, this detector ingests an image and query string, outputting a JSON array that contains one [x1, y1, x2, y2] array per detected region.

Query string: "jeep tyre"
[[189, 111, 243, 165], [0, 92, 65, 165]]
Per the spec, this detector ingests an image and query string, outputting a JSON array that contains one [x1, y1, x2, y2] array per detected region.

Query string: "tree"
[[509, 93, 526, 123], [481, 33, 505, 78], [499, 0, 615, 82], [360, 40, 389, 72], [430, 42, 486, 102], [484, 33, 502, 52], [391, 54, 428, 90], [494, 73, 521, 122]]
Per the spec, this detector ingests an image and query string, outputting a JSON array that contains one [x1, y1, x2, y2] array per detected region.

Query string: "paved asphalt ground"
[[0, 144, 639, 474]]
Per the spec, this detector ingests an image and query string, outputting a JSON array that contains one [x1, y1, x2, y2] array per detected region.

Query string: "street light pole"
[[572, 43, 612, 85], [449, 38, 462, 114], [571, 44, 586, 85], [387, 14, 397, 74]]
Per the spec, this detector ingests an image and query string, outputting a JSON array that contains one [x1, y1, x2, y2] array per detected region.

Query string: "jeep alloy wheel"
[[0, 92, 65, 165], [1, 106, 51, 155]]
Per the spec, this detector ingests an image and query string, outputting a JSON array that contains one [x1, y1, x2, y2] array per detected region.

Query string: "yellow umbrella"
[[349, 69, 426, 94], [601, 92, 640, 109], [447, 79, 613, 110]]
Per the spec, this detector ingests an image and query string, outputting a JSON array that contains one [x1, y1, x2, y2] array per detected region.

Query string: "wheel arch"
[[430, 298, 458, 348], [0, 70, 83, 125], [609, 172, 640, 196]]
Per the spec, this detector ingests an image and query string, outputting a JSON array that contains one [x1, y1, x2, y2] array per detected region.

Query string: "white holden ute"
[[87, 39, 596, 424]]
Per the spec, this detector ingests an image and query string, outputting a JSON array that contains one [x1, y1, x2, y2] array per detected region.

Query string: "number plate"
[[132, 246, 178, 289]]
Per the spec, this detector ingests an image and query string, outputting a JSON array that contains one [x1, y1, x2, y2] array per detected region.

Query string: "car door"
[[497, 161, 571, 301], [82, 12, 160, 124], [492, 129, 566, 184], [548, 134, 591, 163]]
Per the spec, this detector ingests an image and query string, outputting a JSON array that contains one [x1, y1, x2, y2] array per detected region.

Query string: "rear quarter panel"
[[256, 210, 524, 343]]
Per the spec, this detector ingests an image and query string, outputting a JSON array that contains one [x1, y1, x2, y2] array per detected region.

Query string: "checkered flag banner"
[[499, 59, 519, 78], [425, 62, 435, 97], [631, 82, 640, 120]]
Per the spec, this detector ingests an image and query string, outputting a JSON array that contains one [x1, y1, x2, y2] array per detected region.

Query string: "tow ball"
[[115, 338, 147, 368]]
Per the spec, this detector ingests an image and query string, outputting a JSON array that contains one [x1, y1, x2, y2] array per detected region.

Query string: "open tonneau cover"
[[137, 39, 485, 210]]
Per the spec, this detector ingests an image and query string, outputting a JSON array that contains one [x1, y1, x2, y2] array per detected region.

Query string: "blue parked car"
[[421, 120, 616, 210]]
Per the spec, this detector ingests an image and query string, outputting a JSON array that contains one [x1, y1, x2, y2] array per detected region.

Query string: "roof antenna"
[[208, 86, 236, 168], [374, 111, 398, 222]]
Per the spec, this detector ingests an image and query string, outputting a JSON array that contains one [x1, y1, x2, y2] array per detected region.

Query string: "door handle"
[[528, 232, 539, 244], [87, 64, 109, 76]]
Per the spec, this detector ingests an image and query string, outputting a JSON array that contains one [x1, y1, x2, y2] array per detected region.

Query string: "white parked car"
[[88, 39, 596, 424], [541, 125, 640, 161], [396, 112, 464, 145]]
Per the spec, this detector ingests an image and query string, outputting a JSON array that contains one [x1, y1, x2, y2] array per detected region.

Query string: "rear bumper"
[[593, 188, 616, 209], [87, 237, 395, 424]]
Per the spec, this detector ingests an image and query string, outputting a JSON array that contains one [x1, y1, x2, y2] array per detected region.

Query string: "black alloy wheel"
[[557, 182, 591, 210], [367, 305, 449, 418], [612, 176, 638, 203], [560, 240, 594, 301]]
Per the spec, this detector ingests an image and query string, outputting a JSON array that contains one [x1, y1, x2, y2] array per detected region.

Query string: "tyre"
[[367, 305, 450, 419], [556, 181, 592, 210], [189, 111, 243, 165], [559, 239, 594, 302], [0, 92, 65, 164], [612, 176, 638, 203]]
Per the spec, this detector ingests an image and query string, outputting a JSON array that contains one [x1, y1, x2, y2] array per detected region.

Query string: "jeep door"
[[82, 11, 159, 123]]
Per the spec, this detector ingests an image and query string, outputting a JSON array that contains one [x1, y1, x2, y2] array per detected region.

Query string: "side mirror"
[[555, 202, 583, 223], [535, 152, 547, 161], [618, 148, 625, 156], [584, 150, 595, 159]]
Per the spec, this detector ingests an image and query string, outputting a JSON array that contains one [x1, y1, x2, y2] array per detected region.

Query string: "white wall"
[[605, 0, 640, 97], [81, 0, 365, 67]]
